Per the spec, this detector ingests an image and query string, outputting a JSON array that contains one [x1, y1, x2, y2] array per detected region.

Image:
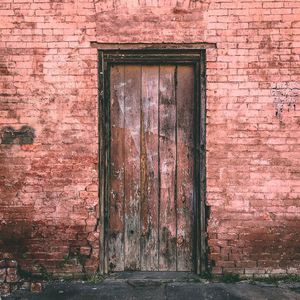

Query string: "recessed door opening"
[[98, 48, 207, 274]]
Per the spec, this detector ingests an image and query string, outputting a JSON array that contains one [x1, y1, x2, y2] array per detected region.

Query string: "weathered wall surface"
[[0, 0, 99, 276], [0, 0, 299, 276]]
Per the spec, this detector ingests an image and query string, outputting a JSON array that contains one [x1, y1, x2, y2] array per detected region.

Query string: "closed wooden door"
[[108, 64, 195, 272]]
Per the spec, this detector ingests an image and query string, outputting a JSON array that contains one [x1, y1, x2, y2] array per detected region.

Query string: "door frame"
[[96, 44, 209, 274]]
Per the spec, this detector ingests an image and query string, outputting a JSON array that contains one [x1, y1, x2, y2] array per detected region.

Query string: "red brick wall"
[[0, 0, 299, 277]]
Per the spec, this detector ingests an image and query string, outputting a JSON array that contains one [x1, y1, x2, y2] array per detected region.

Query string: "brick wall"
[[0, 0, 299, 277]]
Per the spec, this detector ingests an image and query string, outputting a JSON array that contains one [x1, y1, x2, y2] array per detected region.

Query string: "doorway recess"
[[93, 43, 213, 274]]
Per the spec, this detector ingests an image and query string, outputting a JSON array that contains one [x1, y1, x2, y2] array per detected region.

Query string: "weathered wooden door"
[[108, 64, 196, 272]]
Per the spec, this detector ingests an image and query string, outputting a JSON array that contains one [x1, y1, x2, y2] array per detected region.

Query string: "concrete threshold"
[[103, 271, 202, 285]]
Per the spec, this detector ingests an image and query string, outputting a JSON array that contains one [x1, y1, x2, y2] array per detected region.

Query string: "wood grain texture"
[[140, 66, 159, 270], [176, 65, 194, 271], [109, 65, 125, 271], [108, 63, 197, 272], [158, 65, 177, 271], [124, 65, 141, 270]]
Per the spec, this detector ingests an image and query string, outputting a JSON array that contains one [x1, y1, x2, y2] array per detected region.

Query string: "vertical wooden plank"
[[108, 65, 125, 271], [159, 65, 177, 271], [124, 65, 141, 270], [140, 66, 159, 270], [176, 65, 194, 271]]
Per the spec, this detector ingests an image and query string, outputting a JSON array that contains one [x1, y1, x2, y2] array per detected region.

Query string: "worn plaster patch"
[[271, 82, 299, 118], [0, 126, 35, 145]]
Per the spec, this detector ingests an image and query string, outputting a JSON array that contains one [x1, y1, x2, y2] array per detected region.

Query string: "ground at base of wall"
[[3, 272, 300, 300], [3, 279, 300, 300]]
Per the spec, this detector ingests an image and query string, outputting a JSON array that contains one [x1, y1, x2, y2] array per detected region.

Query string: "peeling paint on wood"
[[108, 65, 125, 271], [124, 65, 141, 271], [140, 66, 159, 271], [158, 65, 177, 271], [108, 62, 197, 272], [176, 65, 194, 271]]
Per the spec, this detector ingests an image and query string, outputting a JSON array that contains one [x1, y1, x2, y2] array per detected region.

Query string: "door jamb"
[[97, 46, 208, 274]]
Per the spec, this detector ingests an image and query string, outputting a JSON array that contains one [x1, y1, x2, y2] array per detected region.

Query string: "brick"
[[0, 0, 299, 279], [20, 281, 31, 290], [85, 184, 98, 192], [30, 282, 43, 293], [0, 283, 11, 296], [236, 260, 257, 268], [6, 273, 19, 283], [0, 260, 6, 268], [0, 268, 6, 283], [80, 246, 91, 256], [6, 268, 17, 275], [216, 261, 235, 268]]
